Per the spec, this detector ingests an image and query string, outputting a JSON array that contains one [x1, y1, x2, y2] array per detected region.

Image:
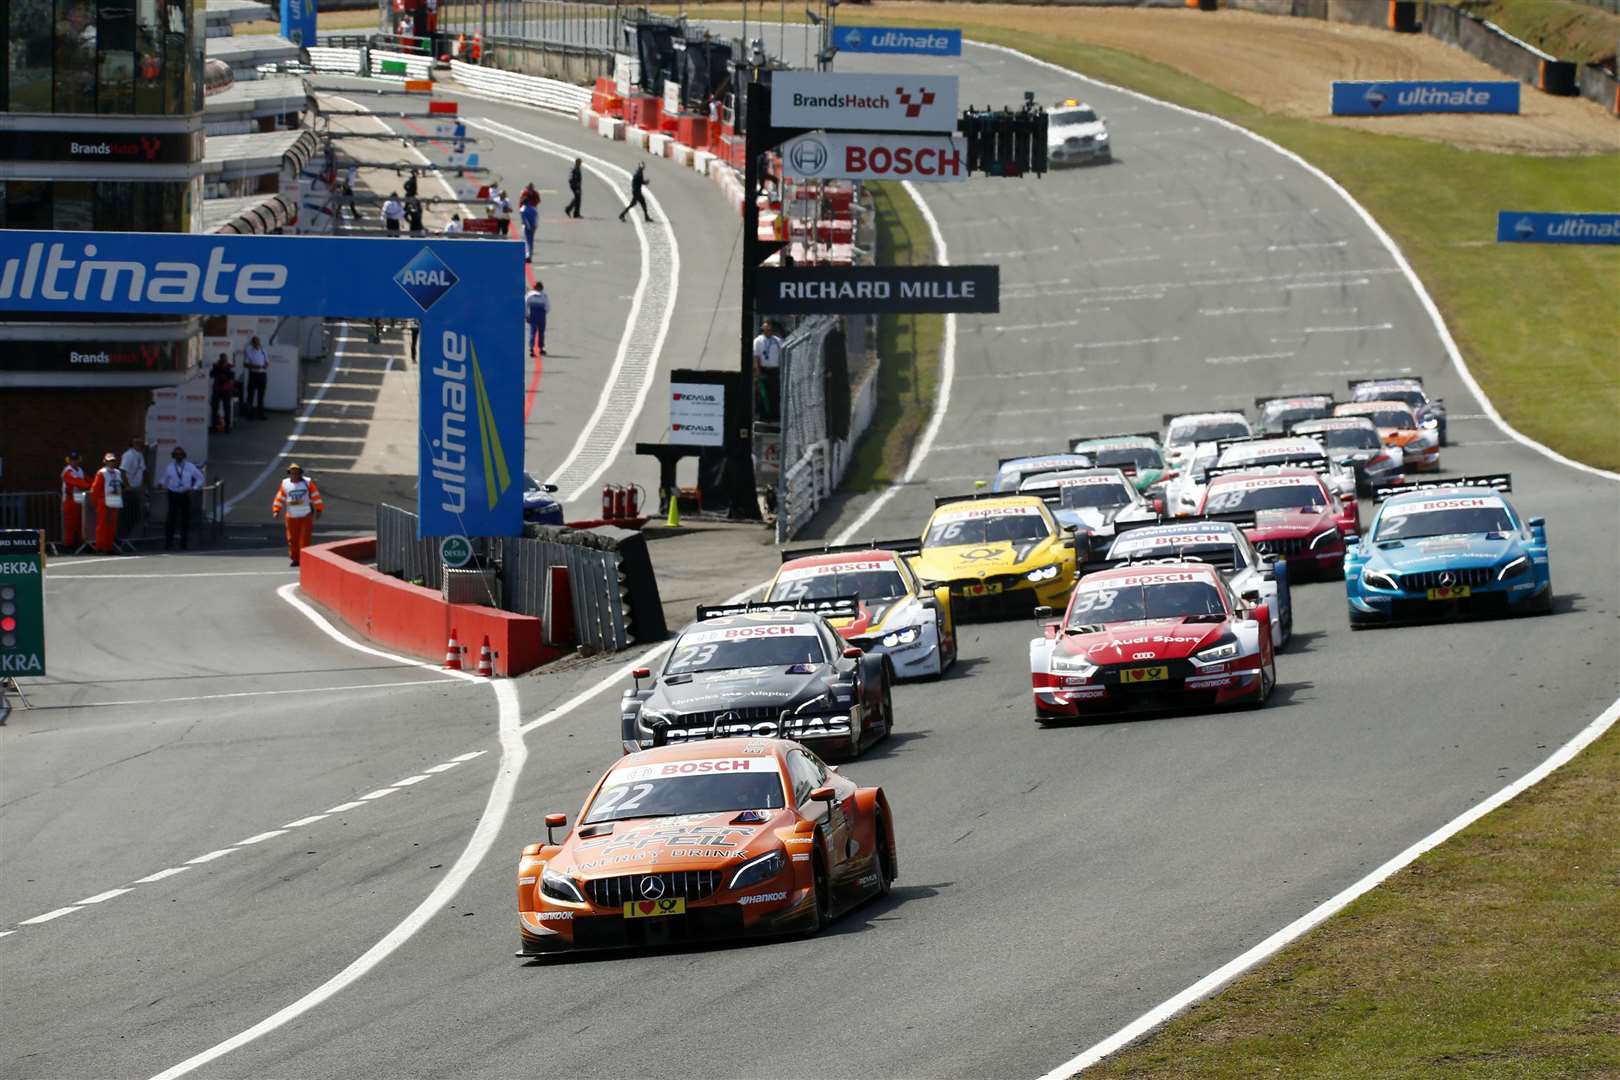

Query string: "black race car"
[[619, 597, 895, 761]]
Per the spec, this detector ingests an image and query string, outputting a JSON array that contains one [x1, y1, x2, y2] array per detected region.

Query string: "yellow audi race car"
[[908, 493, 1079, 619]]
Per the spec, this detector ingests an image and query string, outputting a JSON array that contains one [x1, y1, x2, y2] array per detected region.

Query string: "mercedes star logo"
[[639, 875, 666, 900], [1438, 571, 1456, 587]]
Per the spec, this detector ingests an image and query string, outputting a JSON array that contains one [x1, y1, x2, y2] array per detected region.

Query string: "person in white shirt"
[[382, 193, 405, 234], [752, 318, 784, 421], [243, 336, 270, 418], [158, 446, 205, 550], [444, 214, 464, 235], [118, 436, 147, 537], [525, 282, 550, 356]]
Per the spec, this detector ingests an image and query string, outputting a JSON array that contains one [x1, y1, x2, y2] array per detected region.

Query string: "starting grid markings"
[[0, 750, 489, 940]]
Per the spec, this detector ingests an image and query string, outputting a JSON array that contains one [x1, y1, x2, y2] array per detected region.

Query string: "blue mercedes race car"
[[1345, 474, 1551, 628]]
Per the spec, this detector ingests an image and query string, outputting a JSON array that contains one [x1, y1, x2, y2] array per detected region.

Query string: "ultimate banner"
[[0, 229, 526, 538], [756, 265, 999, 314]]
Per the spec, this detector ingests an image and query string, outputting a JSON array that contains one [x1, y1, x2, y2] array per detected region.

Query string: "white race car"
[[1209, 435, 1358, 503], [1293, 416, 1404, 495], [1047, 98, 1111, 166], [1018, 467, 1160, 558], [1162, 440, 1223, 518], [1162, 411, 1252, 474]]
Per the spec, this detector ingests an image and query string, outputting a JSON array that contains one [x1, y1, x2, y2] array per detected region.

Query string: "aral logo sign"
[[782, 133, 966, 182], [771, 72, 958, 133], [395, 246, 459, 312]]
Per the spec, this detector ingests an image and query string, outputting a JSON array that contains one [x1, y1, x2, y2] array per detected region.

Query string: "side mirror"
[[631, 666, 650, 690], [544, 813, 567, 844], [1341, 492, 1356, 504], [1151, 497, 1165, 514], [1528, 516, 1545, 529], [842, 646, 862, 659], [1034, 605, 1054, 620], [809, 785, 836, 804], [1241, 589, 1261, 605], [1344, 535, 1360, 547], [544, 483, 559, 493]]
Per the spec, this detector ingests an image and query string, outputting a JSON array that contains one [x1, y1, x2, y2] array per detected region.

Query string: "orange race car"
[[516, 737, 897, 956]]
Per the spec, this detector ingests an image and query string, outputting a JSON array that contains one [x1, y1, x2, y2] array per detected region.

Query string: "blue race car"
[[523, 472, 563, 525], [1345, 474, 1551, 628]]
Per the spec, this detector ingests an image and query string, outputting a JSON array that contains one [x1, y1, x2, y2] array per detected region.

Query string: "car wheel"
[[874, 813, 895, 896], [809, 851, 831, 932], [878, 670, 894, 743], [1246, 659, 1275, 708]]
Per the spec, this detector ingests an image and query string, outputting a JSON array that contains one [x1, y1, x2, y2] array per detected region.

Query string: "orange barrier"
[[299, 537, 560, 676]]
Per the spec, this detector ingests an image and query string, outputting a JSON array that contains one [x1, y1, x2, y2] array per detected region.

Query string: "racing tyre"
[[809, 850, 832, 933], [874, 814, 896, 896], [1246, 658, 1275, 708], [877, 670, 894, 743]]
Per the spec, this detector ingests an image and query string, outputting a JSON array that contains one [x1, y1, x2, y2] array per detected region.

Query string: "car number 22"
[[592, 782, 654, 817]]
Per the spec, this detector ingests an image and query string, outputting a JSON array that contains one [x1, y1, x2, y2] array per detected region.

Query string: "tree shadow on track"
[[859, 729, 930, 763]]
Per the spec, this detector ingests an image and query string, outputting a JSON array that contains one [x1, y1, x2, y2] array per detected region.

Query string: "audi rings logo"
[[787, 137, 829, 177], [1438, 571, 1456, 587], [639, 875, 666, 900]]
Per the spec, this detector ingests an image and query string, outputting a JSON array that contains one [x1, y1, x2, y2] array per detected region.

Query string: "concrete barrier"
[[1578, 62, 1620, 115], [598, 116, 625, 140], [299, 536, 559, 675], [1423, 3, 1579, 95]]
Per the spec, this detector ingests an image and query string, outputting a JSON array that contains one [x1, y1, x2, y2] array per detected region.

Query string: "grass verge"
[[653, 4, 1620, 471], [1082, 720, 1620, 1079], [843, 182, 946, 492]]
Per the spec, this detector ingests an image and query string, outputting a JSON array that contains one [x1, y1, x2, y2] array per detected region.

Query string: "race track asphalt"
[[2, 39, 1615, 1080]]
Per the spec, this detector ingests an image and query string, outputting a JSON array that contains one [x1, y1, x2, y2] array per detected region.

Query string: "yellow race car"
[[908, 493, 1079, 620]]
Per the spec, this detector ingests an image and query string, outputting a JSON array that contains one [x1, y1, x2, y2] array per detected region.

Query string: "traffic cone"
[[665, 489, 680, 528], [443, 626, 465, 670], [476, 635, 497, 678]]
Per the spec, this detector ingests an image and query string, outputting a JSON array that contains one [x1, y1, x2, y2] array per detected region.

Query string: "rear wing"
[[1077, 555, 1226, 579], [1111, 513, 1255, 535], [933, 490, 1043, 508], [1213, 434, 1275, 455], [1204, 458, 1330, 482], [1349, 375, 1422, 391], [997, 453, 1088, 468], [779, 539, 920, 562], [695, 595, 860, 621], [1373, 473, 1510, 502], [1106, 543, 1242, 573], [1254, 392, 1334, 409], [1069, 430, 1158, 451]]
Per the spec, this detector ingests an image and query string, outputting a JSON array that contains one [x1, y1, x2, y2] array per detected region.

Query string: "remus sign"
[[0, 229, 524, 539], [757, 265, 999, 314], [770, 72, 959, 132]]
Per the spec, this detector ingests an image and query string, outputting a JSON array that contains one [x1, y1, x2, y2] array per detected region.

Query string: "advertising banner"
[[0, 229, 525, 538], [757, 265, 999, 314], [781, 132, 966, 182], [281, 0, 317, 48], [669, 381, 726, 447], [770, 72, 959, 133], [1331, 80, 1519, 115], [831, 26, 962, 57], [1496, 211, 1620, 245], [0, 130, 204, 165]]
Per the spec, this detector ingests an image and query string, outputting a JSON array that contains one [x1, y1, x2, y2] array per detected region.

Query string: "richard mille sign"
[[755, 265, 999, 314]]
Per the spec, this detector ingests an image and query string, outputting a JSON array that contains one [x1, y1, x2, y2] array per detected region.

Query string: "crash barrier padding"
[[1422, 3, 1579, 95], [507, 525, 667, 650], [370, 49, 434, 81], [307, 46, 365, 75], [299, 537, 556, 676], [448, 60, 592, 115], [1495, 211, 1620, 245], [1577, 63, 1620, 115]]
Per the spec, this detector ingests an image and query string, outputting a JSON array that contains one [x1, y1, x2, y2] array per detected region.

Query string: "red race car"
[[1197, 466, 1357, 580], [517, 737, 897, 956], [1029, 561, 1276, 720]]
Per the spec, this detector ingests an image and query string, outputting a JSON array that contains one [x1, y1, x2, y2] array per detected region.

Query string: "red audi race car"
[[1197, 466, 1358, 579], [1029, 562, 1276, 721], [517, 738, 897, 956]]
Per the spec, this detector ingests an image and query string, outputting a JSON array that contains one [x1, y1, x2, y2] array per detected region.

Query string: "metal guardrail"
[[375, 504, 663, 652], [0, 482, 224, 552], [448, 59, 593, 113]]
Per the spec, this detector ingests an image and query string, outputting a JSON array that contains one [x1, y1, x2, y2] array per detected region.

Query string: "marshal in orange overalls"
[[60, 458, 92, 549], [272, 465, 325, 566], [89, 455, 126, 553]]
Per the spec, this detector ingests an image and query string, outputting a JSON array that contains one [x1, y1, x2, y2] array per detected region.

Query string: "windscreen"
[[925, 511, 1049, 547], [1068, 579, 1227, 625], [1375, 501, 1514, 541], [1169, 419, 1249, 446], [1205, 481, 1327, 513], [1358, 388, 1424, 409], [584, 761, 786, 824], [1094, 447, 1162, 471], [1265, 404, 1330, 427], [1308, 426, 1380, 451], [770, 566, 907, 603], [1353, 407, 1416, 429], [1052, 108, 1098, 126], [667, 624, 826, 674], [1109, 535, 1241, 570], [1060, 481, 1132, 510]]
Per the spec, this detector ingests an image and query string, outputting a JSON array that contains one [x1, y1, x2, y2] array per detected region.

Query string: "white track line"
[[832, 181, 955, 545], [955, 40, 1620, 1077], [32, 678, 461, 711], [459, 112, 679, 505]]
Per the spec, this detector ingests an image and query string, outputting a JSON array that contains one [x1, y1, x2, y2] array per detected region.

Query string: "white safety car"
[[1047, 98, 1111, 166]]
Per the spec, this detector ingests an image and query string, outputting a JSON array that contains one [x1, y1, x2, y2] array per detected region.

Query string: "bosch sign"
[[782, 133, 966, 182], [770, 72, 958, 132]]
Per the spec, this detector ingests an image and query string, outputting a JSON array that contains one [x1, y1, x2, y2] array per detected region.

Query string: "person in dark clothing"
[[403, 169, 419, 198], [565, 158, 583, 219], [618, 162, 652, 223], [405, 195, 425, 236], [209, 353, 236, 433]]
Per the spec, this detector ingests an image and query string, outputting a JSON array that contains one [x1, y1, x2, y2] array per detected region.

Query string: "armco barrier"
[[1422, 3, 1579, 95], [299, 536, 557, 675], [1578, 63, 1620, 115], [448, 59, 592, 115]]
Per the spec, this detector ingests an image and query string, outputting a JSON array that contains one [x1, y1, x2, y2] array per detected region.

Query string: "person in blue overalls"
[[525, 282, 549, 357]]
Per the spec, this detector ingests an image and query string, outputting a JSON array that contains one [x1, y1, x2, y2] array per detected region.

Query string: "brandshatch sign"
[[755, 265, 999, 314]]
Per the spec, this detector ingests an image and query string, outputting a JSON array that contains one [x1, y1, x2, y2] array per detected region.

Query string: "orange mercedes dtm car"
[[517, 737, 897, 956]]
